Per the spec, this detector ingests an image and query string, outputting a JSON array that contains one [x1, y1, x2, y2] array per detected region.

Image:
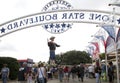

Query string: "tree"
[[99, 53, 105, 60], [55, 50, 92, 65]]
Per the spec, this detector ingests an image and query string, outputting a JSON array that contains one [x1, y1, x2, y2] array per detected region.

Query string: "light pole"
[[113, 7, 119, 83], [109, 1, 120, 82]]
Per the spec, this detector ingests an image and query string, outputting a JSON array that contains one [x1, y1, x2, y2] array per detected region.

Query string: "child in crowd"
[[27, 70, 33, 83]]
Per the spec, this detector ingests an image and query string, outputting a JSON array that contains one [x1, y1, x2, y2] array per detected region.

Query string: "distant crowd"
[[17, 61, 115, 83], [0, 61, 115, 83]]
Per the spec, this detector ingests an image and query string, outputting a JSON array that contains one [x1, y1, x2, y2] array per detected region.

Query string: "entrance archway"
[[0, 0, 120, 82], [0, 9, 120, 37]]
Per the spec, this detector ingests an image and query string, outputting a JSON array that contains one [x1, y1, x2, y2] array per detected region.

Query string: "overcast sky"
[[0, 0, 119, 62]]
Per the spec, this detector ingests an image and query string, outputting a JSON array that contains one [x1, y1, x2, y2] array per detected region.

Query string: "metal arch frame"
[[0, 9, 120, 37]]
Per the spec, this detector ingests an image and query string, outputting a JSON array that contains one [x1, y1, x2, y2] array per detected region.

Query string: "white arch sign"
[[0, 9, 120, 37]]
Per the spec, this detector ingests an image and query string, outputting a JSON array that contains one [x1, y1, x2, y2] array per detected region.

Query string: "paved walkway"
[[0, 77, 110, 83], [48, 78, 109, 83]]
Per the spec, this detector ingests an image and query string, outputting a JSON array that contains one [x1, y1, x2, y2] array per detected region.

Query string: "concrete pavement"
[[0, 77, 111, 83], [48, 77, 109, 83]]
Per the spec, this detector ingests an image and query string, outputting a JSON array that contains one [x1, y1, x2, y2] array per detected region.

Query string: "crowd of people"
[[0, 61, 115, 83], [16, 62, 113, 83], [18, 62, 114, 83]]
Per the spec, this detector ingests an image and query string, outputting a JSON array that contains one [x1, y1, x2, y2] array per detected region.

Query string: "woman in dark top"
[[108, 61, 114, 83]]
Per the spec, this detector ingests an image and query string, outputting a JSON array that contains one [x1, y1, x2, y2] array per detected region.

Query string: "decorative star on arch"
[[1, 28, 6, 33], [67, 24, 72, 28], [117, 18, 120, 24], [50, 23, 54, 28], [44, 24, 48, 29], [55, 24, 60, 29], [61, 23, 66, 28]]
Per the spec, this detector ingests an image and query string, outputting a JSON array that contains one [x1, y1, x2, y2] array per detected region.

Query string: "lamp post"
[[109, 1, 120, 81], [113, 7, 119, 83]]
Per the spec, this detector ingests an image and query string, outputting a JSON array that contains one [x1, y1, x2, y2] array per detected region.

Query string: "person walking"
[[88, 65, 95, 78], [18, 62, 27, 83], [33, 65, 38, 83], [47, 36, 60, 65], [26, 70, 33, 83], [77, 64, 85, 82], [71, 65, 77, 81], [47, 67, 53, 80], [95, 62, 101, 83], [84, 65, 89, 78], [63, 66, 69, 83], [0, 64, 10, 83], [37, 63, 47, 83], [108, 61, 114, 83], [58, 65, 64, 82]]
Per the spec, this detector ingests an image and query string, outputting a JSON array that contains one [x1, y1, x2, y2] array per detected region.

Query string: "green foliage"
[[0, 57, 20, 80], [99, 53, 105, 60], [55, 50, 92, 65]]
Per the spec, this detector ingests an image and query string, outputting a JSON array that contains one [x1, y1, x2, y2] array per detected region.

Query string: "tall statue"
[[47, 36, 60, 65]]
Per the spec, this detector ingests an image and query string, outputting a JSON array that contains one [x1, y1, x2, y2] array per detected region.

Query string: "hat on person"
[[50, 36, 55, 40]]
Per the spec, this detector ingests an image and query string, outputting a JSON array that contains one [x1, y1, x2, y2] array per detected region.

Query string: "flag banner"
[[88, 46, 94, 55], [87, 50, 91, 55], [106, 36, 115, 53], [87, 49, 93, 56], [116, 28, 120, 49], [91, 42, 100, 60], [91, 42, 100, 53], [101, 25, 115, 41], [88, 46, 94, 51], [92, 51, 99, 60], [94, 35, 106, 48]]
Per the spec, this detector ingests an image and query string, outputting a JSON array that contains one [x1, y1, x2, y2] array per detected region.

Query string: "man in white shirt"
[[88, 65, 94, 78]]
